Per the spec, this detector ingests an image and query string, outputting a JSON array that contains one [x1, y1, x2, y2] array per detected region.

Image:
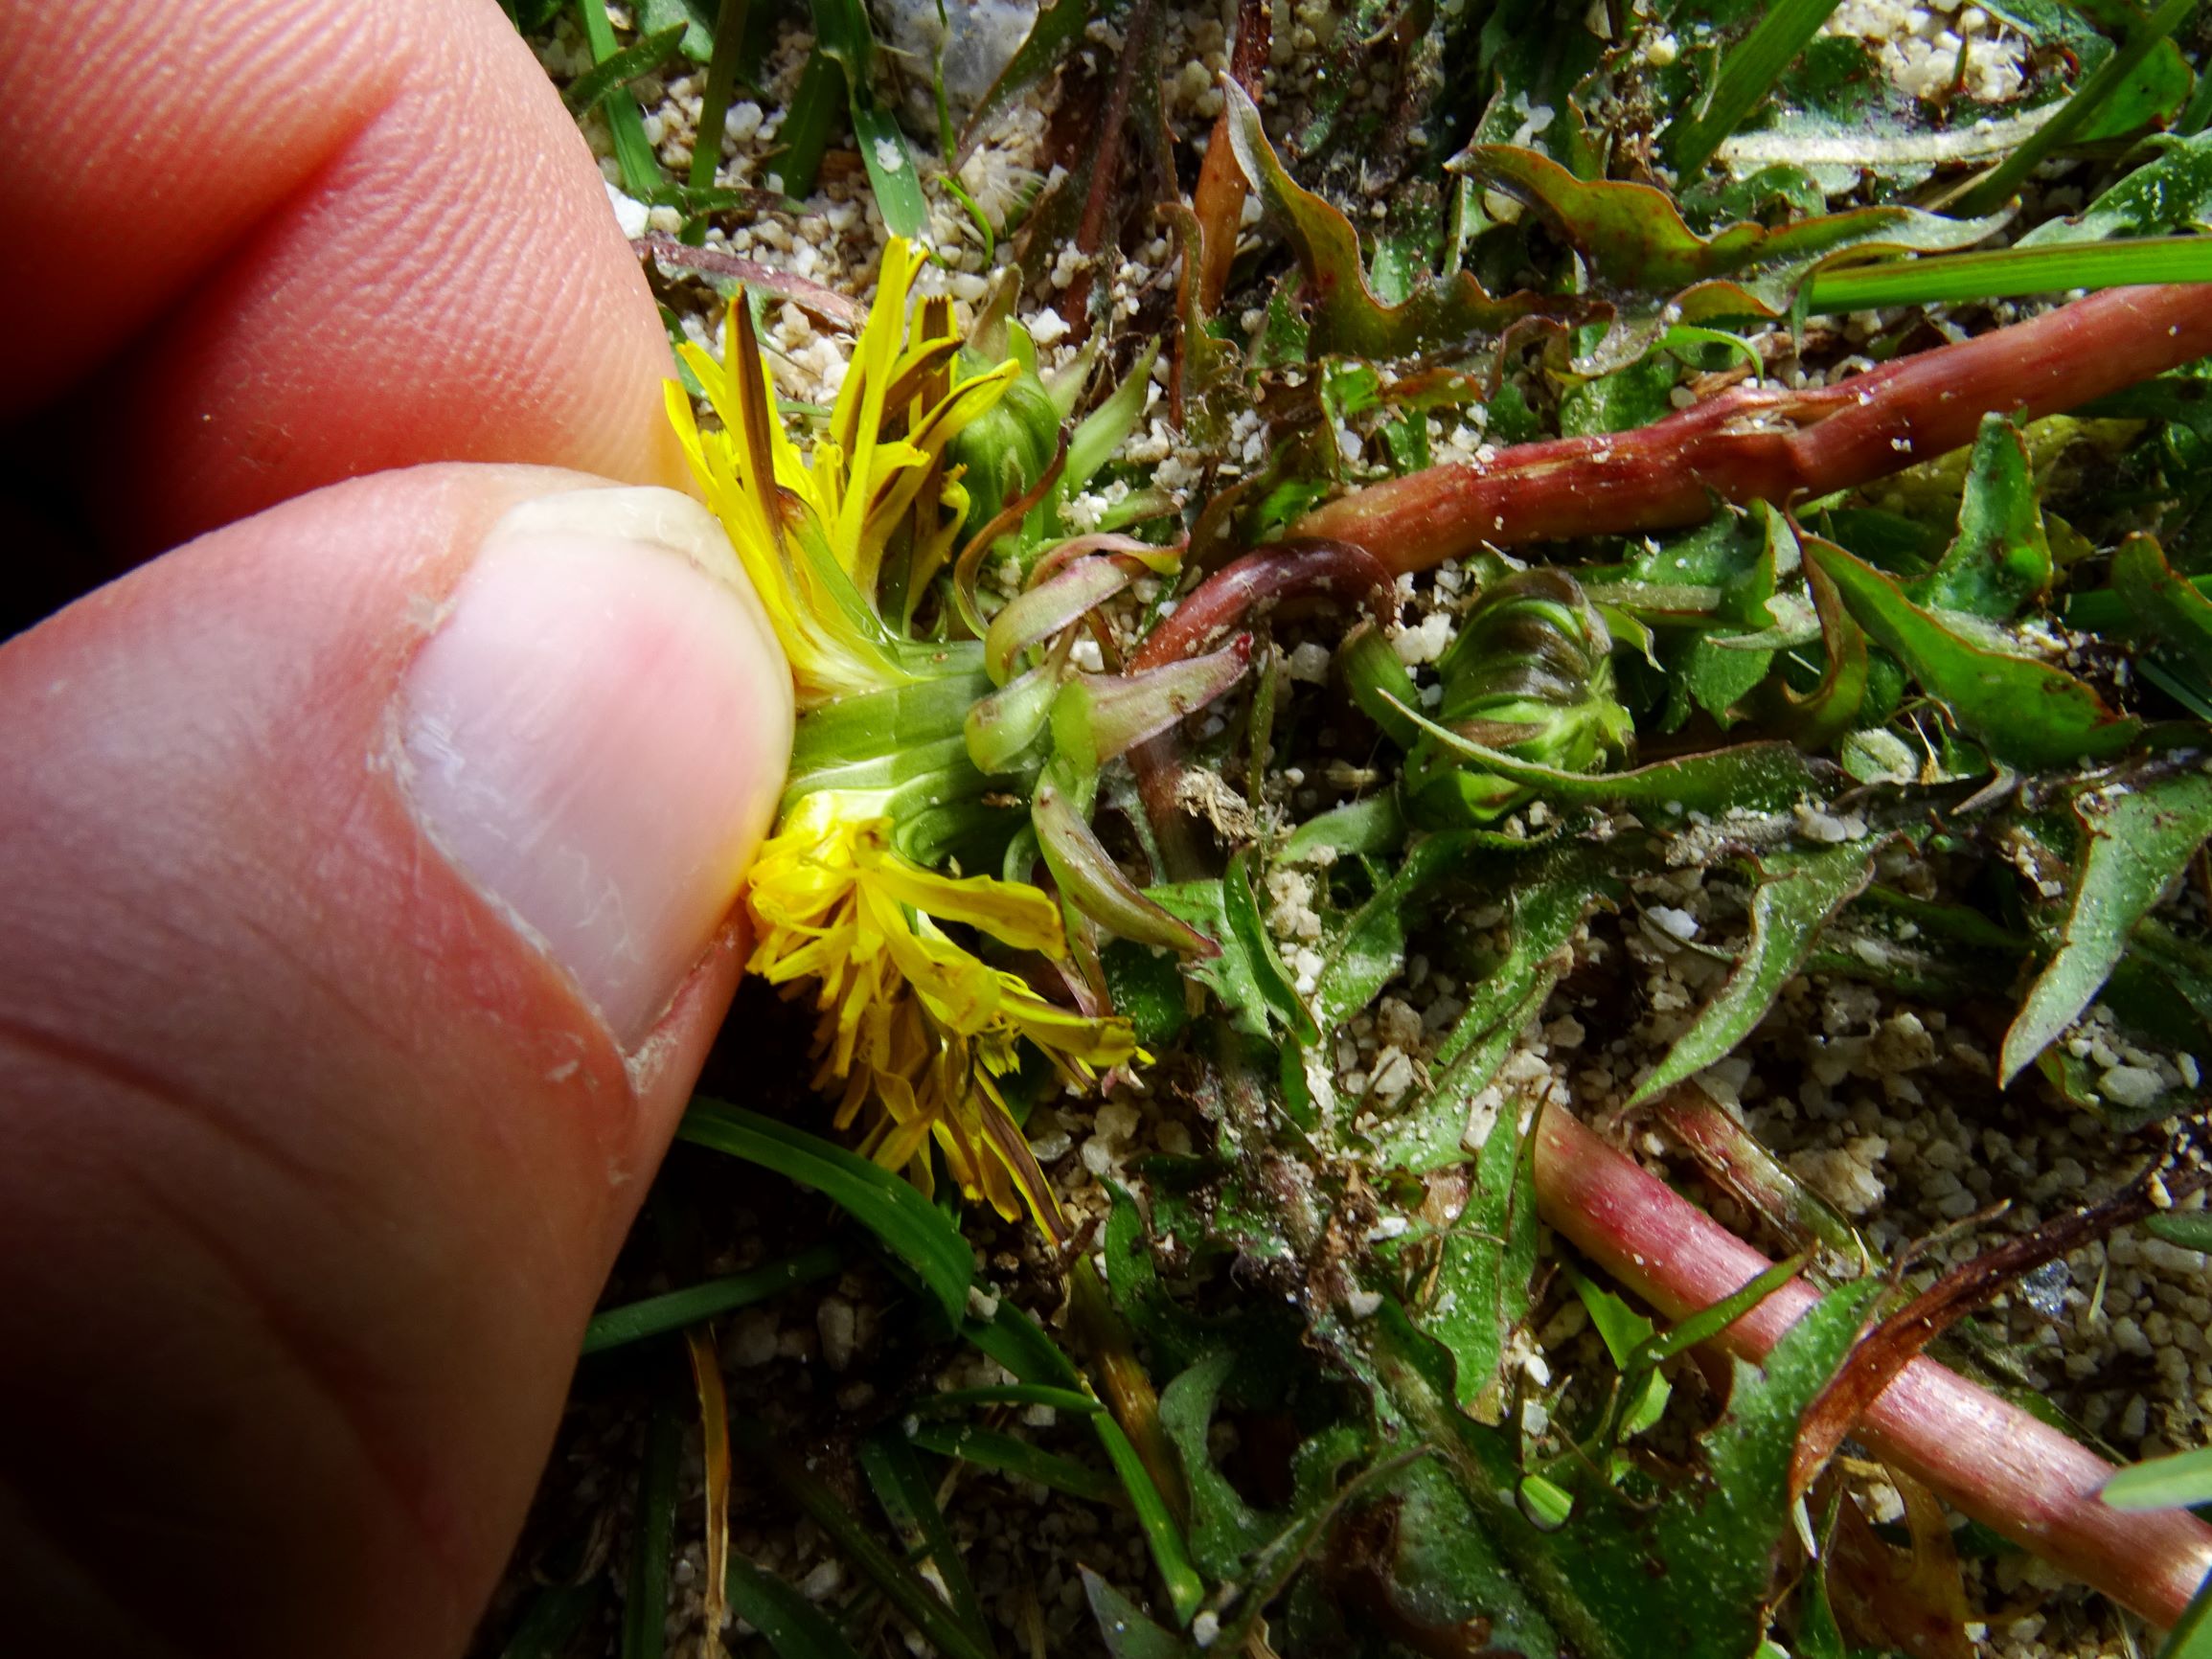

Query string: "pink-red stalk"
[[1295, 284, 2212, 572], [1533, 1108, 2212, 1628]]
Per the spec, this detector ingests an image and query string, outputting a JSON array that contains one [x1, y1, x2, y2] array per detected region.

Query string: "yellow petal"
[[853, 842, 1067, 956]]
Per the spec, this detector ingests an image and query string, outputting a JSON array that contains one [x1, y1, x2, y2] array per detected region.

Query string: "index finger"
[[0, 0, 684, 556]]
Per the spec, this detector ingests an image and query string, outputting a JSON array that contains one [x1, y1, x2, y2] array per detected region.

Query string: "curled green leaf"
[[1036, 774, 1220, 957], [1629, 841, 1882, 1107], [1454, 145, 2006, 372], [1068, 639, 1255, 764], [1223, 80, 1585, 358], [2001, 765, 2212, 1085], [1803, 538, 2141, 772], [985, 556, 1131, 683]]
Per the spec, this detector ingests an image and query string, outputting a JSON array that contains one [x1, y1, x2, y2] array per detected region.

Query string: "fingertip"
[[6, 0, 689, 553], [397, 486, 792, 1051]]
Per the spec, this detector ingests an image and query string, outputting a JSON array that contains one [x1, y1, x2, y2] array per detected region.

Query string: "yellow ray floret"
[[664, 238, 1018, 709], [748, 794, 1140, 1241]]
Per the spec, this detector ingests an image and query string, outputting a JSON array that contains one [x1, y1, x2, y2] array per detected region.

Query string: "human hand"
[[0, 2, 791, 1653]]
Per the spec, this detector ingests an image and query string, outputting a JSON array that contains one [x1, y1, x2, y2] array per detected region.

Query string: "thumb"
[[0, 466, 790, 1657]]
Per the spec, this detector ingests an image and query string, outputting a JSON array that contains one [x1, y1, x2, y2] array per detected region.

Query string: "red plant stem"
[[1126, 538, 1395, 878], [1129, 536, 1395, 673], [1060, 0, 1156, 345], [1295, 284, 2212, 572], [1533, 1109, 2212, 1628], [631, 235, 867, 330]]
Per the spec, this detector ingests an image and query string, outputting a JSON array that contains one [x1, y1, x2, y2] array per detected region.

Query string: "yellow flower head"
[[665, 240, 1141, 1241], [666, 239, 1017, 709], [748, 794, 1137, 1241]]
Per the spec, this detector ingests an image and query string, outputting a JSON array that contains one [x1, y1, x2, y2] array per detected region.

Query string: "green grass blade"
[[582, 1244, 842, 1355], [772, 49, 844, 197], [498, 1582, 600, 1659], [575, 0, 670, 196], [564, 22, 687, 115], [2161, 1569, 2212, 1658], [961, 1301, 1087, 1391], [738, 1419, 995, 1659], [907, 1384, 1103, 1417], [906, 1421, 1125, 1504], [859, 1428, 993, 1645], [688, 0, 750, 198], [1638, 1255, 1808, 1367], [677, 1100, 971, 1323], [1081, 1567, 1195, 1658], [958, 1300, 1200, 1622], [1666, 0, 1843, 179], [1094, 1415, 1205, 1625], [847, 94, 931, 240], [803, 0, 930, 239], [623, 1398, 684, 1659], [1805, 236, 2212, 312], [2105, 1445, 2212, 1511], [725, 1555, 867, 1659], [2147, 1212, 2212, 1252], [1952, 0, 2201, 217]]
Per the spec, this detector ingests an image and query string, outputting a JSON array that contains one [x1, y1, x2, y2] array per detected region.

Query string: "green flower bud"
[[1410, 569, 1634, 822], [946, 349, 1060, 540]]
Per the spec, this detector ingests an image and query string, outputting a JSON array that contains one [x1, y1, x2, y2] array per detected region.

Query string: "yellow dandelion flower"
[[663, 238, 1017, 709], [666, 239, 1138, 1241], [747, 794, 1136, 1239]]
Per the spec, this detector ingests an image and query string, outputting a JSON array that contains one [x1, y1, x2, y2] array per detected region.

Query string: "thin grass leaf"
[[773, 48, 843, 196], [1666, 0, 1843, 178], [498, 1583, 600, 1659], [583, 1245, 842, 1354], [809, 0, 930, 239], [2104, 1445, 2212, 1511], [1639, 1255, 1810, 1368], [688, 0, 749, 204], [738, 1420, 994, 1659], [677, 1100, 971, 1323], [2161, 1572, 2212, 1658], [564, 22, 687, 115], [906, 1421, 1125, 1503], [1081, 1567, 1194, 1658], [2002, 767, 2212, 1083], [907, 1384, 1103, 1417], [859, 1428, 992, 1647], [957, 1298, 1198, 1615], [1094, 1414, 1206, 1625], [725, 1555, 867, 1659], [1952, 0, 2201, 217], [960, 1299, 1086, 1390], [1805, 236, 2212, 312], [575, 0, 669, 195], [848, 96, 930, 240], [624, 1398, 684, 1659]]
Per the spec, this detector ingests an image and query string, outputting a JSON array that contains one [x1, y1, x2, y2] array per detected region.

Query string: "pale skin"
[[0, 1, 795, 1652]]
